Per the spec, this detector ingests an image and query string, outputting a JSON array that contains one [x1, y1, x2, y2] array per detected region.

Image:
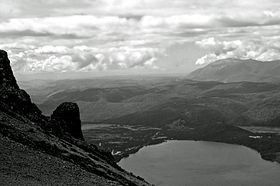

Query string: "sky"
[[0, 0, 280, 78]]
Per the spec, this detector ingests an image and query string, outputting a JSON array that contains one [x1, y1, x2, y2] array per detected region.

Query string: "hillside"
[[0, 50, 150, 186], [36, 78, 280, 128], [187, 58, 280, 83]]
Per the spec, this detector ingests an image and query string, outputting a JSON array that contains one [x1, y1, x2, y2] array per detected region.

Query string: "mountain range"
[[36, 78, 280, 128]]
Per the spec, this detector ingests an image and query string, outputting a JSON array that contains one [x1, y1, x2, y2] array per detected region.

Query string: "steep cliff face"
[[0, 50, 42, 122], [0, 50, 18, 88], [0, 50, 150, 186]]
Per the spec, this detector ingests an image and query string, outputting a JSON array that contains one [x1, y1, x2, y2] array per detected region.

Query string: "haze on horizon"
[[0, 0, 280, 79]]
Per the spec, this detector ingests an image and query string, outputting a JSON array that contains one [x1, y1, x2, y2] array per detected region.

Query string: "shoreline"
[[117, 138, 280, 164], [114, 125, 280, 164]]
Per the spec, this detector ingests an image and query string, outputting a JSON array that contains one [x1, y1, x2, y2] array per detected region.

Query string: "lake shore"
[[83, 123, 280, 164]]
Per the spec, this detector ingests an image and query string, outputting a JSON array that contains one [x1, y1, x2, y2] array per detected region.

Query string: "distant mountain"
[[0, 50, 150, 186], [187, 58, 280, 82]]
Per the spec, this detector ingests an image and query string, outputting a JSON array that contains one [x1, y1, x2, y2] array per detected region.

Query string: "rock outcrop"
[[51, 102, 84, 140]]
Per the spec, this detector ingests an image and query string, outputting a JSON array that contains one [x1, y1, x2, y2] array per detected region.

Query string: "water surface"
[[119, 140, 280, 186]]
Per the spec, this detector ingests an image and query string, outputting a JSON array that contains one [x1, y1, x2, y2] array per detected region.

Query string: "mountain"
[[0, 50, 150, 186], [187, 58, 280, 82]]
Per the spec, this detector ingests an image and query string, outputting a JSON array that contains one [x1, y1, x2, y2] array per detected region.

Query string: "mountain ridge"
[[187, 58, 280, 83]]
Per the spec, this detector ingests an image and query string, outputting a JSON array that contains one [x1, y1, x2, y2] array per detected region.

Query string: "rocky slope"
[[0, 50, 150, 186], [0, 134, 120, 186], [187, 58, 280, 83]]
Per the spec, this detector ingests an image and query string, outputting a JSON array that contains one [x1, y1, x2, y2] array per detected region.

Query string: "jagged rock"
[[0, 50, 42, 121], [51, 102, 84, 140], [0, 50, 18, 89]]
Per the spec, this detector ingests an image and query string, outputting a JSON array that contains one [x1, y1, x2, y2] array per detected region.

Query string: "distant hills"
[[36, 79, 280, 128], [187, 58, 280, 83]]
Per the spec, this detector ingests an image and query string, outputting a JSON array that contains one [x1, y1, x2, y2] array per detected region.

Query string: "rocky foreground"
[[0, 50, 150, 186]]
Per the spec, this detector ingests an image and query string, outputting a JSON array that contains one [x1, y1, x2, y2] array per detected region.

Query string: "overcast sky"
[[0, 0, 280, 77]]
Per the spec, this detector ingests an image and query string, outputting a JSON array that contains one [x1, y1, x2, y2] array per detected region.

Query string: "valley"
[[21, 74, 280, 164], [26, 78, 280, 128]]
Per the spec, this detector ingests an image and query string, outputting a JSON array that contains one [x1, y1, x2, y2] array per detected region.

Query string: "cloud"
[[0, 16, 135, 39], [3, 0, 280, 19], [32, 55, 76, 72], [1, 12, 280, 39], [1, 0, 280, 73], [34, 45, 69, 54], [195, 37, 280, 64], [196, 37, 242, 53], [106, 47, 159, 69], [3, 45, 161, 72]]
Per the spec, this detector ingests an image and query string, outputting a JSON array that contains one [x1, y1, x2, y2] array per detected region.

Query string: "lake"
[[118, 140, 280, 186]]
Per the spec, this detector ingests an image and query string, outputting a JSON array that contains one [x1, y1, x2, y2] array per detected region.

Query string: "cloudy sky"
[[0, 0, 280, 77]]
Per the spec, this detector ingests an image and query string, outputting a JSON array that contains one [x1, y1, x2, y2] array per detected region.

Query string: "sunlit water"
[[119, 140, 280, 186]]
